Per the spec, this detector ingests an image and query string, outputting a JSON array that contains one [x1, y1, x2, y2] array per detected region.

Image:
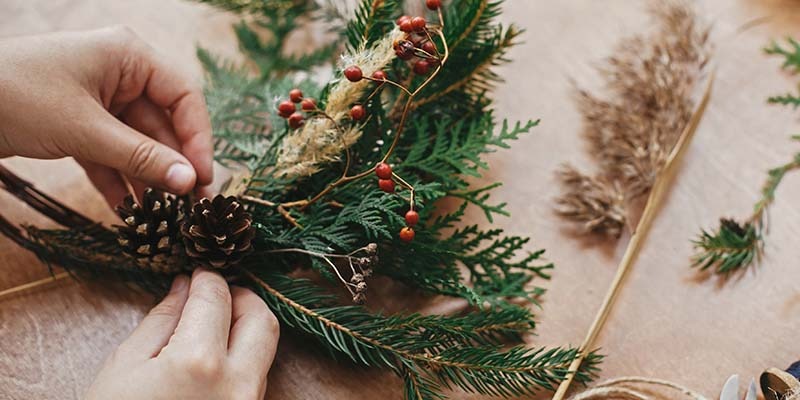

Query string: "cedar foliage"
[[0, 1, 600, 398], [692, 38, 800, 274]]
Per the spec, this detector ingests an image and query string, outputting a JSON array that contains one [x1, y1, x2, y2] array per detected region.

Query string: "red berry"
[[405, 210, 419, 226], [399, 227, 415, 242], [350, 105, 366, 121], [378, 179, 395, 193], [289, 88, 303, 103], [413, 60, 430, 75], [371, 70, 387, 81], [396, 15, 411, 26], [301, 98, 316, 111], [426, 0, 441, 10], [288, 112, 304, 129], [411, 16, 426, 32], [399, 19, 414, 33], [344, 65, 363, 82], [420, 40, 436, 55], [375, 162, 392, 179], [395, 40, 416, 60], [278, 100, 295, 117]]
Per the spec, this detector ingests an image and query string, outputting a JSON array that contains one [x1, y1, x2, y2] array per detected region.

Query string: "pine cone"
[[115, 188, 186, 273], [181, 195, 255, 269]]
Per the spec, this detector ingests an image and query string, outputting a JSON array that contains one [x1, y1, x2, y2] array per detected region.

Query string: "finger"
[[139, 48, 213, 186], [78, 160, 129, 208], [121, 97, 181, 152], [227, 286, 279, 385], [168, 268, 232, 357], [117, 275, 190, 360], [81, 105, 197, 194]]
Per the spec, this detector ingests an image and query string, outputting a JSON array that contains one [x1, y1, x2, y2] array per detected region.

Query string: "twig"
[[552, 69, 715, 400], [0, 272, 71, 301]]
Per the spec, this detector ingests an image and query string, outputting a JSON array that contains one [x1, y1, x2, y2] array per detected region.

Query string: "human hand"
[[86, 269, 279, 400], [0, 26, 213, 206]]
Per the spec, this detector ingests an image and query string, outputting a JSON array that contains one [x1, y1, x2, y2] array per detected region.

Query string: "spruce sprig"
[[692, 38, 800, 274], [246, 270, 600, 399]]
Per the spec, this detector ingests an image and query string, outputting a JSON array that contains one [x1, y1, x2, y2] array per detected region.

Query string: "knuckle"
[[109, 25, 138, 42], [262, 308, 280, 337], [127, 140, 158, 179], [183, 353, 224, 379]]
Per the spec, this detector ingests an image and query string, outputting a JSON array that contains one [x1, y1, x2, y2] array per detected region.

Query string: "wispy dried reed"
[[275, 27, 406, 178], [556, 1, 711, 237]]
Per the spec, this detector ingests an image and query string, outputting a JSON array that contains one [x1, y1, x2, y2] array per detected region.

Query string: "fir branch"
[[245, 270, 599, 398], [692, 157, 800, 273], [692, 219, 760, 274], [692, 37, 800, 274], [345, 0, 400, 51]]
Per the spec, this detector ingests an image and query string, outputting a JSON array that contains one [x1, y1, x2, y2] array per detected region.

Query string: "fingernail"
[[165, 163, 195, 193], [171, 275, 189, 292]]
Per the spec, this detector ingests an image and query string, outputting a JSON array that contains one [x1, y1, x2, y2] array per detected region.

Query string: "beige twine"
[[568, 377, 710, 400]]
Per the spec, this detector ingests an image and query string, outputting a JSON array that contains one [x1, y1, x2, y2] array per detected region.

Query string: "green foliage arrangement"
[[0, 1, 600, 398], [692, 38, 800, 274]]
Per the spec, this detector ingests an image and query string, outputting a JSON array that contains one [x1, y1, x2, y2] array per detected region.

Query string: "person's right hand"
[[0, 26, 214, 207], [85, 269, 280, 400]]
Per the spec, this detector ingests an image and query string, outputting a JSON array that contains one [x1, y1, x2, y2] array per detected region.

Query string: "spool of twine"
[[761, 361, 800, 400]]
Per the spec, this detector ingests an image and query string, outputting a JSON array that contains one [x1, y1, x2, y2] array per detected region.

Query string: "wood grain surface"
[[1, 1, 800, 399]]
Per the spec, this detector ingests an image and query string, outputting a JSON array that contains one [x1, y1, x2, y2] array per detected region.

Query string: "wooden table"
[[1, 1, 799, 399]]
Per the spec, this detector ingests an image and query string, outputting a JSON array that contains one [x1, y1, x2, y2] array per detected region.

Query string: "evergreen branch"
[[765, 38, 800, 73], [692, 219, 760, 274], [692, 157, 800, 273], [345, 0, 400, 51], [767, 93, 800, 108], [245, 270, 599, 398], [765, 38, 800, 108]]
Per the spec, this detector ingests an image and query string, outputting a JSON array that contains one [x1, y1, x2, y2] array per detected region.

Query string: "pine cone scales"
[[115, 188, 185, 273], [181, 195, 255, 269]]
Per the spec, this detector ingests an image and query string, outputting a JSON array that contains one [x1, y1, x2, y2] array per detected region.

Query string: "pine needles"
[[692, 38, 800, 274], [0, 0, 599, 399], [555, 2, 711, 237]]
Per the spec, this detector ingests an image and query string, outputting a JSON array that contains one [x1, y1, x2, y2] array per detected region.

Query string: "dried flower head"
[[555, 165, 626, 237], [557, 1, 711, 237], [275, 28, 406, 178]]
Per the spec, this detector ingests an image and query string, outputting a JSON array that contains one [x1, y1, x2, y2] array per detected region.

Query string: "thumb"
[[81, 109, 197, 194]]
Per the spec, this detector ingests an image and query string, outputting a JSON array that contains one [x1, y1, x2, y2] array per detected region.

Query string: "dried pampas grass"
[[556, 1, 711, 237], [555, 165, 626, 237], [275, 27, 406, 178]]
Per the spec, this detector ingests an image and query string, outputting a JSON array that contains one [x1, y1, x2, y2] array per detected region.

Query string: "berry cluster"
[[293, 0, 447, 243], [375, 162, 419, 242], [277, 88, 317, 129], [394, 10, 442, 76], [344, 65, 391, 122]]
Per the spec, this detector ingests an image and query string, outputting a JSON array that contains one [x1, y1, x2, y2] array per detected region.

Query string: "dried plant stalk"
[[556, 1, 711, 236], [275, 28, 405, 178], [555, 165, 626, 237]]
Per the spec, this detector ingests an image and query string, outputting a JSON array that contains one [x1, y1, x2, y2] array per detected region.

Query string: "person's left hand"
[[86, 269, 280, 400]]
